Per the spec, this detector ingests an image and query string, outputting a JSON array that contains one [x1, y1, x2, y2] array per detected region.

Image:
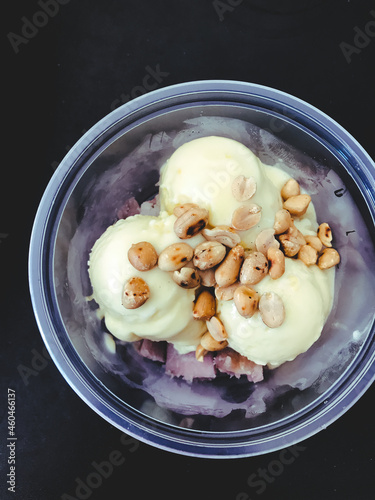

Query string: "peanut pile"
[[122, 174, 340, 362]]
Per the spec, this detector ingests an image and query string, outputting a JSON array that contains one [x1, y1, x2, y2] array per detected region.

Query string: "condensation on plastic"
[[29, 81, 375, 458]]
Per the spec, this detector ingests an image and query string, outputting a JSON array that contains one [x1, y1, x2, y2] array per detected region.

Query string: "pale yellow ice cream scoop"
[[88, 212, 206, 353], [159, 135, 283, 247], [218, 258, 335, 368]]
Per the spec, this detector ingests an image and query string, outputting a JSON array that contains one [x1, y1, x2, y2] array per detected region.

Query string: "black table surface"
[[2, 1, 375, 499]]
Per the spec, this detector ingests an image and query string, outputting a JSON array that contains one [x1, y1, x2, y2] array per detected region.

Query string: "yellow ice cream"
[[218, 258, 335, 368], [159, 136, 283, 248], [88, 212, 206, 353], [89, 135, 336, 369]]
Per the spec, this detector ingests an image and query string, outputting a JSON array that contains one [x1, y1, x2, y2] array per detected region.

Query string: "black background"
[[2, 1, 375, 499]]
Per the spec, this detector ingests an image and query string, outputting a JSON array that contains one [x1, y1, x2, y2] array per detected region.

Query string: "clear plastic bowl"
[[29, 80, 375, 458]]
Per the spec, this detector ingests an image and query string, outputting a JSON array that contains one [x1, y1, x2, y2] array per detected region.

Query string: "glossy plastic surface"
[[29, 81, 375, 457]]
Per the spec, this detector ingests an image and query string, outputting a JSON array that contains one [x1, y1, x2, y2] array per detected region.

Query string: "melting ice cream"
[[88, 136, 337, 371]]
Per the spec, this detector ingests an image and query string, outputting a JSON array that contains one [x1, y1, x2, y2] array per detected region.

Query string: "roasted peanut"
[[200, 330, 228, 352], [122, 277, 150, 309], [195, 344, 208, 362], [273, 209, 292, 235], [318, 223, 333, 247], [283, 194, 311, 217], [172, 267, 201, 288], [215, 281, 240, 301], [267, 247, 285, 279], [128, 241, 158, 271], [255, 228, 280, 255], [259, 292, 285, 328], [174, 206, 209, 239], [198, 267, 217, 287], [240, 251, 269, 285], [173, 203, 200, 218], [304, 235, 323, 252], [231, 204, 262, 231], [193, 290, 216, 320], [231, 175, 257, 201], [214, 244, 244, 288], [202, 225, 241, 248], [206, 316, 228, 342], [298, 244, 318, 266], [278, 223, 306, 257], [281, 178, 300, 200], [193, 241, 226, 271], [233, 285, 259, 318], [158, 243, 193, 271], [318, 248, 340, 269]]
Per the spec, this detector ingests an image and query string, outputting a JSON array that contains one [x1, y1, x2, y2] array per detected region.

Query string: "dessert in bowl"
[[29, 81, 375, 457]]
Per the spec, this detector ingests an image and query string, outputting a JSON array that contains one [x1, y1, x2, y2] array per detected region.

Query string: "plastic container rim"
[[29, 79, 375, 458]]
